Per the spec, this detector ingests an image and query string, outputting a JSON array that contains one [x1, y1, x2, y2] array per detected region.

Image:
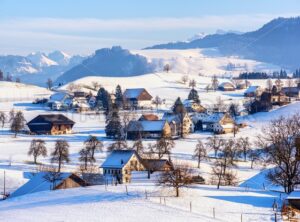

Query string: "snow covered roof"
[[10, 172, 73, 198], [123, 88, 152, 100], [101, 150, 139, 169], [128, 120, 167, 132], [202, 112, 226, 123], [27, 114, 75, 125], [124, 88, 145, 98], [288, 190, 300, 199], [49, 92, 72, 102], [244, 86, 260, 94], [219, 82, 235, 89]]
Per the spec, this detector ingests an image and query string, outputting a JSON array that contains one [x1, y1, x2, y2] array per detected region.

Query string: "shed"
[[142, 159, 173, 172], [10, 172, 87, 198]]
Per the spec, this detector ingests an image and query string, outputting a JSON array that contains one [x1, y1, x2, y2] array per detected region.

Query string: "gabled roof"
[[288, 190, 300, 199], [142, 159, 173, 171], [162, 112, 189, 124], [49, 92, 72, 102], [123, 88, 152, 100], [101, 150, 140, 169], [244, 86, 261, 94], [202, 112, 227, 123], [139, 114, 159, 121], [219, 82, 235, 89], [27, 114, 75, 125], [128, 120, 167, 132], [10, 172, 79, 198]]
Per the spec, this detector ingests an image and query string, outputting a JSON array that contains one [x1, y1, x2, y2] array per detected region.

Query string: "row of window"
[[104, 169, 121, 175]]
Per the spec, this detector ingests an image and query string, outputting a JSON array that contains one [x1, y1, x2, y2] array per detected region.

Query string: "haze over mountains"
[[147, 17, 300, 70], [0, 17, 299, 86]]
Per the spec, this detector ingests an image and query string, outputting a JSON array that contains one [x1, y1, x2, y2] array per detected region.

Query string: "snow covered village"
[[1, 1, 300, 222]]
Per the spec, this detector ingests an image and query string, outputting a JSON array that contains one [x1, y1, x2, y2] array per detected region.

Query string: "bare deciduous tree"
[[0, 111, 6, 129], [28, 139, 47, 164], [79, 148, 95, 170], [193, 140, 207, 168], [10, 110, 26, 137], [157, 163, 193, 197], [107, 139, 128, 152], [211, 75, 219, 91], [248, 149, 262, 169], [206, 136, 224, 158], [181, 75, 189, 85], [51, 140, 70, 172], [91, 81, 101, 91], [237, 137, 251, 161], [84, 135, 103, 159], [46, 78, 53, 90], [153, 96, 162, 110], [189, 79, 197, 89], [155, 137, 175, 160], [163, 64, 171, 73], [132, 139, 144, 156], [257, 114, 300, 193]]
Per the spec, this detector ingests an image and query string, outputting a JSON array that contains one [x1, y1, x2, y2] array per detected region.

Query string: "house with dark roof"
[[27, 114, 75, 135], [282, 84, 300, 98], [101, 150, 145, 183], [162, 112, 194, 137], [142, 159, 173, 173], [123, 88, 153, 109], [10, 172, 87, 198], [139, 114, 159, 121], [127, 120, 171, 139]]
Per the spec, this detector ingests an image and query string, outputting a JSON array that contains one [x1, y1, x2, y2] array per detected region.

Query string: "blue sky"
[[0, 0, 299, 55]]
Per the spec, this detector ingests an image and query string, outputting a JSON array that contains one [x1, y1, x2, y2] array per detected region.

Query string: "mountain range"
[[0, 51, 85, 85], [146, 17, 300, 70]]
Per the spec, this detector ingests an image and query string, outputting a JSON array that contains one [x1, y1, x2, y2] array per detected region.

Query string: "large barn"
[[123, 88, 153, 109], [27, 114, 75, 135]]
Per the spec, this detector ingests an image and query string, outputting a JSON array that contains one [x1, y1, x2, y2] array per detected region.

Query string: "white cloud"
[[0, 13, 297, 54]]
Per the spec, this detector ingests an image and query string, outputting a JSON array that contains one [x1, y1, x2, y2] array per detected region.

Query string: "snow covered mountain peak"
[[27, 52, 58, 68], [48, 50, 71, 66]]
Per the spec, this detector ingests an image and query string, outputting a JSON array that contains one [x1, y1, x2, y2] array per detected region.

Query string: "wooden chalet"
[[282, 83, 300, 98], [201, 112, 235, 134], [139, 114, 159, 121], [162, 112, 194, 137], [123, 88, 153, 109], [27, 114, 75, 135], [101, 150, 145, 183], [10, 172, 88, 198], [183, 100, 206, 113], [218, 82, 235, 91], [127, 120, 171, 139], [142, 159, 173, 173], [244, 86, 263, 97]]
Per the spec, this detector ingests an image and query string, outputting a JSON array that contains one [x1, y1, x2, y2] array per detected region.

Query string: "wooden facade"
[[27, 114, 75, 135], [101, 150, 145, 183]]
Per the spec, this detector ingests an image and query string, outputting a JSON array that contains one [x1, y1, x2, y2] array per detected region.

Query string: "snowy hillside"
[[133, 49, 280, 77], [0, 183, 280, 222], [0, 81, 51, 101]]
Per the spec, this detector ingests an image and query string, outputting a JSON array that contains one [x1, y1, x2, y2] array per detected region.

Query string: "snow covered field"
[[133, 49, 281, 77], [0, 70, 296, 221]]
